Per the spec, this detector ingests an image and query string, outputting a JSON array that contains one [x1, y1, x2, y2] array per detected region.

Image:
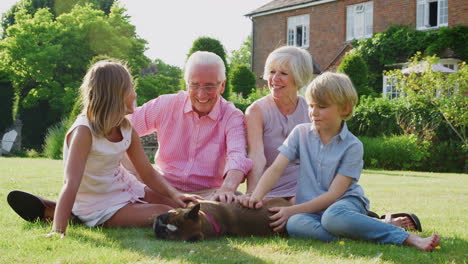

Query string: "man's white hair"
[[184, 51, 226, 83]]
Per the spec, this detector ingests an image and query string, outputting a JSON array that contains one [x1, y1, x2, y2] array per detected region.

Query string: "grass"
[[0, 157, 466, 264]]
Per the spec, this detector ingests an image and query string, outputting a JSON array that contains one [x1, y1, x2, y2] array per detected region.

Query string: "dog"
[[153, 198, 291, 241]]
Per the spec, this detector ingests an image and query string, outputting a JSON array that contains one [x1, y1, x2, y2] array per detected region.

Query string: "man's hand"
[[209, 188, 238, 203], [239, 193, 263, 209], [268, 206, 295, 232]]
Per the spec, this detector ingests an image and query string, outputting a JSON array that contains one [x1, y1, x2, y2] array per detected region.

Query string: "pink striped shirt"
[[130, 91, 253, 191]]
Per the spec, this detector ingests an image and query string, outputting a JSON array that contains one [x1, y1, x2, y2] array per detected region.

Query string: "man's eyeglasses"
[[188, 83, 220, 94]]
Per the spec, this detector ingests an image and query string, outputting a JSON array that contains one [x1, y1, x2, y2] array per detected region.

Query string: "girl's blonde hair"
[[305, 72, 358, 120], [80, 59, 133, 137], [263, 46, 314, 89]]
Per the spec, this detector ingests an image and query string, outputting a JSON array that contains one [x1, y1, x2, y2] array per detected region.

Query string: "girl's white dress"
[[63, 115, 146, 226]]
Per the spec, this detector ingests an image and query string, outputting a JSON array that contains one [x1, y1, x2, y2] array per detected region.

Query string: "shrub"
[[337, 50, 375, 97], [348, 96, 402, 137], [424, 140, 467, 173], [360, 135, 430, 170], [229, 64, 256, 98], [229, 87, 270, 113], [43, 118, 69, 159]]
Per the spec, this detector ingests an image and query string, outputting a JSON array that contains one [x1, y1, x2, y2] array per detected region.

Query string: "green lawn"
[[1, 157, 466, 263]]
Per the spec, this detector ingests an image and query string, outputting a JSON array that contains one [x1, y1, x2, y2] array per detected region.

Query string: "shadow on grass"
[[11, 220, 468, 264], [364, 170, 437, 179]]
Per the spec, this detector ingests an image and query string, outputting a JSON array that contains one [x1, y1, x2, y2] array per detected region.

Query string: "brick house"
[[246, 0, 467, 92]]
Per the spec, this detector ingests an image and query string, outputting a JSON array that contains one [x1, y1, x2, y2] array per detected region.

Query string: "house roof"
[[246, 0, 332, 17]]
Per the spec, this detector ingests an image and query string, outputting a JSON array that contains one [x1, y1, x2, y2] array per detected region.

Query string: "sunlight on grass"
[[1, 157, 466, 263]]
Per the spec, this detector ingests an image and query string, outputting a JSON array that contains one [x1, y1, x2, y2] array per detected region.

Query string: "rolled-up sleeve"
[[223, 110, 253, 176], [130, 97, 162, 137], [337, 141, 364, 180]]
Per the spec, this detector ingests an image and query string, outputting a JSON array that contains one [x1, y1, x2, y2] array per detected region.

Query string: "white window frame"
[[416, 0, 448, 30], [346, 1, 373, 41], [383, 75, 401, 100], [287, 15, 310, 48]]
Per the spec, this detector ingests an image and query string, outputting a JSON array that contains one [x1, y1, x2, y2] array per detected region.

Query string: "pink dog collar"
[[201, 210, 220, 235]]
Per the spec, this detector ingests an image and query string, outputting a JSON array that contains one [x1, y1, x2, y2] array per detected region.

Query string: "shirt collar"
[[309, 121, 349, 141], [183, 91, 221, 121]]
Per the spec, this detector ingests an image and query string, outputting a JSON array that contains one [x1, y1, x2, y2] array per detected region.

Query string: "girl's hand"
[[45, 231, 65, 239], [240, 194, 263, 209], [172, 193, 202, 208], [269, 206, 295, 232]]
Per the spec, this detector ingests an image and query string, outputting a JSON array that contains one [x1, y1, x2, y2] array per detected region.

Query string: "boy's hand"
[[269, 206, 294, 232]]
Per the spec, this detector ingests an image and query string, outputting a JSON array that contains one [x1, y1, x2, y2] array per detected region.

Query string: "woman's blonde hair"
[[80, 59, 133, 137], [263, 46, 314, 89], [305, 72, 358, 120]]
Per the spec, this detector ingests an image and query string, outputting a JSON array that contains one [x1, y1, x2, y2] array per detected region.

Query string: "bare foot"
[[382, 216, 416, 230], [404, 233, 440, 252]]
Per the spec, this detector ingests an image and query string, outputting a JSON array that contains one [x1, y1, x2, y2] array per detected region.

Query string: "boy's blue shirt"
[[278, 122, 370, 211]]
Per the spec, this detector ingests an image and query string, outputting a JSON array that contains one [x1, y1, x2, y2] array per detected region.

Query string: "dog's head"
[[153, 203, 205, 242]]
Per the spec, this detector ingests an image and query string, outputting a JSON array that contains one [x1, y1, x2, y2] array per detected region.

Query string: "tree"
[[229, 35, 251, 68], [337, 50, 375, 98], [0, 4, 149, 149], [229, 64, 256, 98], [387, 53, 467, 144], [136, 59, 182, 106], [187, 37, 231, 99]]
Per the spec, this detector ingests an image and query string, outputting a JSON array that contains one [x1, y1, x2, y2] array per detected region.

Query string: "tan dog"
[[153, 198, 290, 241]]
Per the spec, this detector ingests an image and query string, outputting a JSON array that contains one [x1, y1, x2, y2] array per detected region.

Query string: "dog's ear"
[[185, 203, 200, 220]]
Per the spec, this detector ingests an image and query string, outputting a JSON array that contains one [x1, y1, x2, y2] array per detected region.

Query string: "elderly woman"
[[245, 46, 313, 201]]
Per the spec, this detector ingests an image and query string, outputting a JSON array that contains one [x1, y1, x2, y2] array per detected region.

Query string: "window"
[[346, 1, 373, 41], [383, 76, 400, 100], [287, 15, 309, 48], [416, 0, 448, 30]]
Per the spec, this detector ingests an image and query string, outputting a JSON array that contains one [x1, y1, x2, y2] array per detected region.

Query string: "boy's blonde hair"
[[305, 72, 358, 120], [80, 59, 133, 137], [263, 46, 314, 89]]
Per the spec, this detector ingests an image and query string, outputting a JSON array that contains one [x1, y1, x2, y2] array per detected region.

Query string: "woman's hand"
[[239, 193, 264, 209], [268, 206, 295, 232], [172, 192, 202, 208]]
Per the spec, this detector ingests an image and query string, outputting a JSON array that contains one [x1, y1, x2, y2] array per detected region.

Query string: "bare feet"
[[382, 216, 416, 230], [404, 233, 440, 252]]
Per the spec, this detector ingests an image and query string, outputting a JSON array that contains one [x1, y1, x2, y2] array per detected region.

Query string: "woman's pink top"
[[256, 95, 310, 198]]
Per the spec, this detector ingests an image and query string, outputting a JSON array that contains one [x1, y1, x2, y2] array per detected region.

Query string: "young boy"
[[241, 72, 440, 252]]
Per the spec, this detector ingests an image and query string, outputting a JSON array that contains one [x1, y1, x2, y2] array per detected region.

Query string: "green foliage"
[[229, 87, 270, 113], [1, 0, 115, 38], [43, 118, 68, 159], [136, 59, 182, 106], [337, 50, 374, 97], [353, 25, 467, 93], [387, 54, 467, 144], [360, 135, 430, 170], [229, 64, 256, 98], [424, 140, 467, 173], [0, 71, 14, 133], [187, 37, 231, 99], [0, 4, 149, 149], [229, 35, 251, 68], [348, 96, 402, 137]]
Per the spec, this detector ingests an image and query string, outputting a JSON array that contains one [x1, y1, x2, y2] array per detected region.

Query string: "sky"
[[0, 0, 271, 67]]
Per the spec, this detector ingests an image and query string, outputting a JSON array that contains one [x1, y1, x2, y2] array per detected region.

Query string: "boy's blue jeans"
[[286, 196, 410, 245]]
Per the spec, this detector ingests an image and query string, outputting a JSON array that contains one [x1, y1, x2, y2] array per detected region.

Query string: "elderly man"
[[7, 51, 253, 223], [129, 51, 252, 202]]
